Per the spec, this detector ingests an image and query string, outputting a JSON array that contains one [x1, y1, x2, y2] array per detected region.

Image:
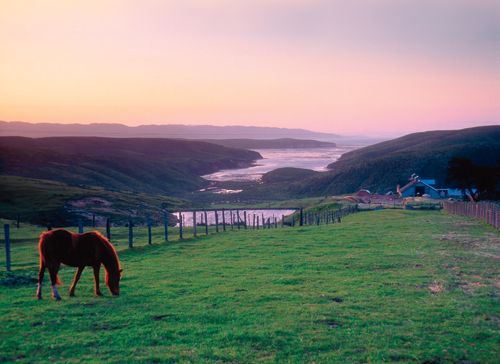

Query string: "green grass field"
[[0, 210, 498, 363]]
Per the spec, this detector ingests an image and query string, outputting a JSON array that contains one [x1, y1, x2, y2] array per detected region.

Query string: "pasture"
[[0, 210, 499, 363]]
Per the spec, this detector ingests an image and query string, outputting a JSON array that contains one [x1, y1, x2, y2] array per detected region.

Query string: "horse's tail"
[[38, 231, 62, 285], [38, 231, 47, 267]]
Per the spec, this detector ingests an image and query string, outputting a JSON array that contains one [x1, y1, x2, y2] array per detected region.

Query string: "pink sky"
[[0, 0, 498, 136]]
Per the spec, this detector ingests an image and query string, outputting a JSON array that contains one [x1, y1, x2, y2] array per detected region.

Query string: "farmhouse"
[[397, 174, 447, 198]]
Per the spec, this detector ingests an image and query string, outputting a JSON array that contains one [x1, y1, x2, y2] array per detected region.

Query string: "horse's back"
[[39, 229, 73, 251], [39, 229, 101, 267]]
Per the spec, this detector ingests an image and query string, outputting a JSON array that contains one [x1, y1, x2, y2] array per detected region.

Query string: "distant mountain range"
[[0, 121, 340, 141]]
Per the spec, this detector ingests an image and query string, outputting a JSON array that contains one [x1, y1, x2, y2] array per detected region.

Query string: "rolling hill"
[[0, 137, 261, 195], [259, 126, 500, 197], [0, 137, 263, 224]]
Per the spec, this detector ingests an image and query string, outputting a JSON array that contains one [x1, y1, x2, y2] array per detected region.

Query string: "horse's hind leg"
[[69, 266, 84, 297], [93, 265, 103, 296], [48, 263, 62, 301], [36, 261, 46, 299]]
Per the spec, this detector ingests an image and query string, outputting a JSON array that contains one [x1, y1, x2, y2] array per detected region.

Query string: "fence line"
[[1, 205, 359, 271], [442, 201, 500, 230]]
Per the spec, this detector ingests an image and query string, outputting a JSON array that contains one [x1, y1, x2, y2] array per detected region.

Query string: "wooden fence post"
[[193, 211, 197, 238], [300, 208, 304, 226], [179, 213, 184, 239], [223, 210, 227, 231], [230, 211, 234, 230], [204, 210, 209, 236], [215, 210, 219, 233], [16, 214, 20, 229], [78, 219, 83, 233], [92, 213, 96, 228], [164, 212, 169, 242], [128, 219, 133, 248], [4, 224, 11, 272], [256, 215, 260, 229], [106, 218, 111, 241], [147, 219, 152, 245]]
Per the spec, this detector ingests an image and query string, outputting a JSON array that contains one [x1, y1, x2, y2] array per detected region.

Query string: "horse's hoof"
[[69, 292, 75, 297], [36, 296, 42, 300]]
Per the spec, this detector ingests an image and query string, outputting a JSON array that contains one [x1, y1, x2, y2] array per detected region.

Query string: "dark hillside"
[[0, 137, 261, 195], [0, 176, 188, 226], [261, 168, 320, 183], [329, 125, 500, 167], [260, 126, 500, 196]]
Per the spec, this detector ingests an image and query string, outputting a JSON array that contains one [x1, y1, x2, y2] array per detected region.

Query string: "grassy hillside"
[[261, 167, 320, 183], [259, 126, 500, 197], [0, 210, 498, 362], [0, 176, 188, 226], [0, 137, 261, 195]]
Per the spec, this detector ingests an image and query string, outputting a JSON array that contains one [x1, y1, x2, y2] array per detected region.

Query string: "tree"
[[446, 157, 500, 201]]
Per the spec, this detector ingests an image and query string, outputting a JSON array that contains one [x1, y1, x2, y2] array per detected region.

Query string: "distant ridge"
[[201, 138, 336, 149], [0, 121, 339, 140]]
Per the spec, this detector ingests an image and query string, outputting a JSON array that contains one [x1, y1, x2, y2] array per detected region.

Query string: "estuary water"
[[202, 145, 361, 182], [173, 209, 297, 227]]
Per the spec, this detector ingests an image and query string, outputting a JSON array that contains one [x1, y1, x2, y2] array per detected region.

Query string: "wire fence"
[[0, 205, 359, 272]]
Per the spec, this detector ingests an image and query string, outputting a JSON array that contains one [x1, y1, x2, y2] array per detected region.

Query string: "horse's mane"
[[93, 231, 120, 270]]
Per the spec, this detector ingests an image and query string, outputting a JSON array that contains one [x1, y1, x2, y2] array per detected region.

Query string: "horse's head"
[[105, 268, 123, 296]]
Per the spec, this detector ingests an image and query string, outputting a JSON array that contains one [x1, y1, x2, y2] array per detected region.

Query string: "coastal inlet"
[[202, 145, 360, 182]]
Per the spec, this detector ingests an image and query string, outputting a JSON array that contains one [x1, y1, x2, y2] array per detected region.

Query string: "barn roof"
[[400, 177, 439, 193]]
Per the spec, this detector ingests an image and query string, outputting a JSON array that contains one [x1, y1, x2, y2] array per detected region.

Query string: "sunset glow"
[[1, 0, 498, 135]]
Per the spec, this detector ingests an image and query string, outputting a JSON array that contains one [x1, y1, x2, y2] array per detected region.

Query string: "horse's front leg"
[[93, 265, 103, 296], [36, 261, 46, 299], [69, 266, 85, 297]]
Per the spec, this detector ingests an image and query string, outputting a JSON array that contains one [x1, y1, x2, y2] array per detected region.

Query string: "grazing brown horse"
[[37, 229, 122, 300]]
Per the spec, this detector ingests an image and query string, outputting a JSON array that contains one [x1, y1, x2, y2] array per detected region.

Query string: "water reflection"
[[172, 209, 297, 227]]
